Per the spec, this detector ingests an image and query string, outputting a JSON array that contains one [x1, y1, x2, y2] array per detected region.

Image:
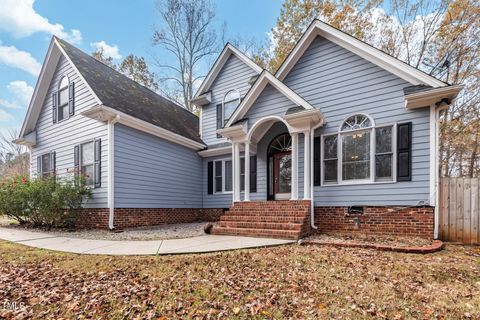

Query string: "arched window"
[[322, 114, 394, 184], [57, 76, 70, 121], [222, 89, 240, 125], [341, 114, 372, 131], [268, 133, 292, 154]]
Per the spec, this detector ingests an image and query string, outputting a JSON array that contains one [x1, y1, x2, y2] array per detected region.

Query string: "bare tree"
[[152, 0, 220, 112], [0, 129, 29, 179]]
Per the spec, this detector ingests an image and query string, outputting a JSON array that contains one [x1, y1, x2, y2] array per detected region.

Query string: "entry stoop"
[[211, 200, 312, 240]]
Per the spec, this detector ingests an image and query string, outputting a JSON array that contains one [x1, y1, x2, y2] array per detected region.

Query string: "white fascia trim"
[[405, 85, 463, 109], [190, 91, 212, 107], [54, 38, 102, 105], [276, 20, 447, 88], [20, 39, 59, 138], [225, 72, 315, 127], [82, 105, 206, 150], [198, 146, 231, 157], [193, 43, 262, 99], [13, 131, 37, 147]]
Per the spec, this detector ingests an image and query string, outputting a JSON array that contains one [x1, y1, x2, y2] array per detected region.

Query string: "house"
[[15, 20, 462, 239]]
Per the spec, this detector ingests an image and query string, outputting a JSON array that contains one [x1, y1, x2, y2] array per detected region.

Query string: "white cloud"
[[90, 41, 122, 60], [0, 0, 82, 44], [7, 81, 34, 106], [0, 81, 34, 109], [0, 109, 13, 121], [0, 42, 42, 76]]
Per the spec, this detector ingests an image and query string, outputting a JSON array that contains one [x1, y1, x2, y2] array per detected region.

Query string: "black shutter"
[[74, 145, 80, 183], [216, 104, 222, 138], [37, 156, 41, 176], [50, 152, 56, 176], [249, 155, 257, 193], [52, 92, 57, 123], [207, 161, 213, 194], [397, 122, 412, 181], [68, 81, 75, 116], [313, 136, 321, 186], [94, 139, 101, 188]]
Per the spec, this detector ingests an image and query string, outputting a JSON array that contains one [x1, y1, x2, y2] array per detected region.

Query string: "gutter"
[[108, 115, 120, 230], [310, 121, 325, 230]]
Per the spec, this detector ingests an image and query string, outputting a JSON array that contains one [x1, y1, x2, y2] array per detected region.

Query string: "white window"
[[213, 157, 245, 193], [223, 89, 241, 125], [322, 114, 395, 185], [58, 76, 69, 121], [81, 141, 95, 187]]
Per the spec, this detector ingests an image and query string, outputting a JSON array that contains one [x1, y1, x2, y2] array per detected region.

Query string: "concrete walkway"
[[0, 227, 294, 255]]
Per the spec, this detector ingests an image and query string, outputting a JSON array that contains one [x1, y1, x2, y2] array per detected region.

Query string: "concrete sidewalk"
[[0, 227, 294, 255]]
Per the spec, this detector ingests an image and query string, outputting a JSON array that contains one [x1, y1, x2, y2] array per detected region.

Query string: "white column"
[[291, 132, 299, 200], [303, 130, 311, 200], [233, 142, 241, 202], [244, 142, 250, 201]]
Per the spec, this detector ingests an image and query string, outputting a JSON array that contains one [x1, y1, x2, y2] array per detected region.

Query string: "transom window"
[[341, 114, 372, 131], [322, 114, 395, 185], [268, 134, 292, 154], [222, 89, 241, 125], [58, 76, 69, 122]]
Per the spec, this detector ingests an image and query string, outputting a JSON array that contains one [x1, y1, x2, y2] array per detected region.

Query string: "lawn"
[[0, 241, 479, 319]]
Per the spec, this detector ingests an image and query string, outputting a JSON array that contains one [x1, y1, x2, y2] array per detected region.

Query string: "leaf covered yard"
[[0, 242, 479, 319]]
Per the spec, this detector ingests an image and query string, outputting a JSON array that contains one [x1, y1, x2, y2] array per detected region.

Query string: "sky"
[[0, 0, 284, 137]]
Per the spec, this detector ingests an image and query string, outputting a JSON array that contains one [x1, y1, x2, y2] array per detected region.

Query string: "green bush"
[[0, 175, 92, 229]]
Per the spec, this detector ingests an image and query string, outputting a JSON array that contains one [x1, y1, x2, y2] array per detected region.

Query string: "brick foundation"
[[314, 206, 434, 239], [75, 208, 224, 229]]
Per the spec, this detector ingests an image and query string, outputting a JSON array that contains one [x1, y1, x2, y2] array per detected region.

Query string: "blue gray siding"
[[244, 84, 296, 125], [201, 54, 258, 146], [284, 36, 430, 206], [31, 55, 108, 208], [114, 124, 202, 208]]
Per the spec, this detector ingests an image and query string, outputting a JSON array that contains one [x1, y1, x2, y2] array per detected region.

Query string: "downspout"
[[108, 115, 121, 230], [310, 121, 324, 230]]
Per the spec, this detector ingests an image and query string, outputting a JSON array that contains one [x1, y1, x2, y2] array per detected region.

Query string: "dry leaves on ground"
[[0, 241, 479, 319]]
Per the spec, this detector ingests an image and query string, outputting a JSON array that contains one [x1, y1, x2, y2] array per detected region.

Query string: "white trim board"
[[193, 43, 262, 100], [225, 71, 319, 128], [82, 105, 206, 150], [275, 19, 447, 88]]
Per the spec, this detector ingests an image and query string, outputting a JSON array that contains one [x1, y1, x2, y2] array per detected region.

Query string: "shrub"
[[0, 174, 92, 229]]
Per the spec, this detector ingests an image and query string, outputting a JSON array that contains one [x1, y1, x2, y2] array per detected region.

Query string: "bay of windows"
[[322, 114, 395, 185]]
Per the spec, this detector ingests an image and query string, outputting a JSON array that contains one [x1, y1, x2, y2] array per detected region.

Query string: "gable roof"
[[19, 37, 203, 146], [55, 38, 203, 144], [225, 70, 323, 127], [193, 43, 263, 99], [275, 19, 448, 88]]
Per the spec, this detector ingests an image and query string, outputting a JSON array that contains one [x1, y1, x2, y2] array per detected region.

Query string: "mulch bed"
[[303, 233, 444, 254]]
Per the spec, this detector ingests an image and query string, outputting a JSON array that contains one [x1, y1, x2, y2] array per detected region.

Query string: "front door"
[[274, 152, 292, 200]]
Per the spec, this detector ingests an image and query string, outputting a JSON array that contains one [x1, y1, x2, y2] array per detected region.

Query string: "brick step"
[[211, 226, 302, 240], [231, 204, 310, 210], [220, 214, 308, 223], [217, 221, 304, 231], [227, 209, 309, 216]]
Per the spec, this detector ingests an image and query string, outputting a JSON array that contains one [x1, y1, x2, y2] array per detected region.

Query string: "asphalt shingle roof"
[[56, 37, 203, 144]]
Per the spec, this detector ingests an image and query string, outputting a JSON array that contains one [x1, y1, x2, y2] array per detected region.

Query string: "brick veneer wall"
[[76, 208, 224, 229], [314, 206, 434, 239]]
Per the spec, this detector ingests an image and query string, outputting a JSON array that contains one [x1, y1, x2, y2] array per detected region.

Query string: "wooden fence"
[[439, 177, 480, 244]]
